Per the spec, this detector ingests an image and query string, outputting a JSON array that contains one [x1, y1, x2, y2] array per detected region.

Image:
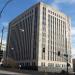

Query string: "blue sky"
[[0, 0, 75, 57]]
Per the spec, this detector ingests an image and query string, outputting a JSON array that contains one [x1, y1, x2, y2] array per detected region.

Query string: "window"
[[42, 20, 46, 25], [42, 38, 46, 43], [53, 12, 54, 15], [42, 7, 46, 60], [62, 64, 63, 67], [55, 13, 56, 16], [32, 62, 36, 66], [42, 26, 46, 32], [42, 7, 46, 25], [42, 33, 46, 37], [43, 47, 45, 52], [48, 63, 54, 67], [42, 44, 45, 48], [41, 62, 45, 67], [48, 10, 50, 13], [33, 48, 36, 59], [55, 64, 60, 67], [48, 51, 51, 60], [42, 47, 45, 60]]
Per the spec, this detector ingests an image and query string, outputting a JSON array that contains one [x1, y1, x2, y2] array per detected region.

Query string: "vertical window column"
[[42, 7, 46, 60]]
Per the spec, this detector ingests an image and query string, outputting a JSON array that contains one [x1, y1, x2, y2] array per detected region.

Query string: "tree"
[[2, 57, 18, 68]]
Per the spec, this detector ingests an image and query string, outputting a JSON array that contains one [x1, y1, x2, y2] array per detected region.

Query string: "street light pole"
[[64, 54, 68, 75], [67, 58, 68, 75], [65, 37, 68, 75]]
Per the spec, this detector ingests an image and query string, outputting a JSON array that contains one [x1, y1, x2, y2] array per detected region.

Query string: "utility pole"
[[0, 26, 4, 51], [0, 26, 4, 61]]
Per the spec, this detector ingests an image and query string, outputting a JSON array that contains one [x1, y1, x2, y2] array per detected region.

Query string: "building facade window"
[[41, 62, 45, 67], [33, 7, 38, 60], [42, 7, 46, 60]]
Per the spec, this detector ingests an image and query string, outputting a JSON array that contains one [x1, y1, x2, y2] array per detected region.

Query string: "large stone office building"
[[6, 2, 72, 72]]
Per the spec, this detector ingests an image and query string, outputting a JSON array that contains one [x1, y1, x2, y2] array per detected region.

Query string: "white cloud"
[[54, 0, 75, 4], [1, 22, 9, 26], [0, 22, 8, 36], [0, 37, 6, 51], [0, 22, 8, 50], [72, 48, 75, 58], [36, 0, 46, 3], [51, 0, 75, 11], [71, 27, 75, 44], [0, 38, 6, 44], [71, 27, 75, 36], [71, 27, 75, 58], [51, 2, 60, 10], [2, 39, 6, 44], [51, 0, 61, 10]]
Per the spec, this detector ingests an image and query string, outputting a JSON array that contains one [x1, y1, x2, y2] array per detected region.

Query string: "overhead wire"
[[0, 0, 13, 17]]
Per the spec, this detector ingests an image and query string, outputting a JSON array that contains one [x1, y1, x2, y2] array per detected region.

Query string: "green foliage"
[[2, 58, 18, 68]]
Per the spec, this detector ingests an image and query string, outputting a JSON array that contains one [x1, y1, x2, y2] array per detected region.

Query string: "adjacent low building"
[[6, 2, 73, 72], [0, 43, 6, 65], [72, 59, 75, 73]]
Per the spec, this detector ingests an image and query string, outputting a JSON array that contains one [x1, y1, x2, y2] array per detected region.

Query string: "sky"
[[0, 0, 75, 57]]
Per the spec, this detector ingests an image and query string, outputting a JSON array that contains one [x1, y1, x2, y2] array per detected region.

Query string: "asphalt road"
[[0, 70, 26, 75]]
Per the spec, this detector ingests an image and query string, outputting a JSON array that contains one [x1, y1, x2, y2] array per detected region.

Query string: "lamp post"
[[58, 51, 69, 75], [65, 37, 68, 75], [64, 54, 68, 75], [58, 38, 69, 75]]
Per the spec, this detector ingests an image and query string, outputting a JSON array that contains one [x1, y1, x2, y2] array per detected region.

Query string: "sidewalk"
[[0, 67, 74, 75]]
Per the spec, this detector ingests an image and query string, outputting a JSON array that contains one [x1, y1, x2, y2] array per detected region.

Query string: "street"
[[0, 70, 26, 75], [0, 70, 45, 75]]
